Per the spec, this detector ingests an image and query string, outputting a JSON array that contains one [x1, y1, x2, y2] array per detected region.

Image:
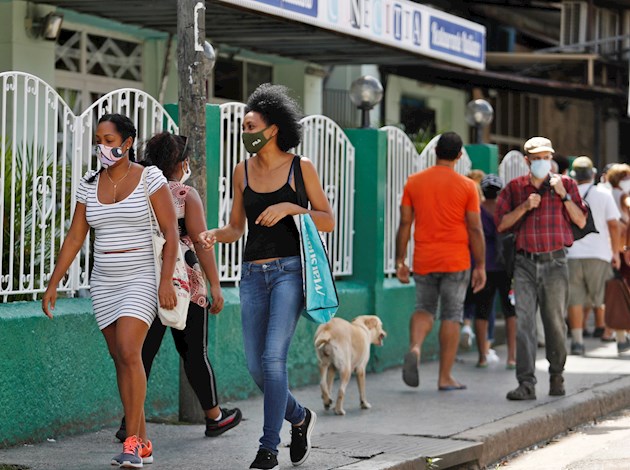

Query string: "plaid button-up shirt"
[[495, 174, 586, 253]]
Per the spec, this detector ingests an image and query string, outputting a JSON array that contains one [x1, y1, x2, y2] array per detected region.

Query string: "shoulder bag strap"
[[293, 155, 309, 209], [143, 167, 160, 233], [583, 184, 595, 202]]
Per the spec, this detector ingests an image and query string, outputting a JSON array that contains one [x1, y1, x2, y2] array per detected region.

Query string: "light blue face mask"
[[530, 159, 551, 179]]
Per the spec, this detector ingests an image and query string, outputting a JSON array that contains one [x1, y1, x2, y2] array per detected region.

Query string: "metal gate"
[[0, 71, 177, 300], [217, 103, 355, 282]]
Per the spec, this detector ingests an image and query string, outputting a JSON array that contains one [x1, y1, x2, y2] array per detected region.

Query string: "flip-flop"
[[506, 362, 516, 370], [476, 362, 488, 368], [402, 351, 419, 387], [438, 384, 467, 391]]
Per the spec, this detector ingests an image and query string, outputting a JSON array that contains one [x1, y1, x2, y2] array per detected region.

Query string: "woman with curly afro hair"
[[200, 84, 334, 470]]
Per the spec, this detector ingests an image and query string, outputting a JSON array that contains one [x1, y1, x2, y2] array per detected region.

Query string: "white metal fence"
[[297, 115, 355, 277], [382, 126, 417, 276], [217, 103, 355, 282], [381, 130, 473, 276], [217, 102, 248, 282], [419, 134, 473, 175], [499, 150, 529, 183], [0, 71, 177, 300]]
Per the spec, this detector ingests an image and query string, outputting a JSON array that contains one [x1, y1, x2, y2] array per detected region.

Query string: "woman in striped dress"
[[42, 114, 179, 468]]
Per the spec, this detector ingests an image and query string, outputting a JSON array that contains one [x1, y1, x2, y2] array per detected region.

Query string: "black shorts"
[[471, 270, 515, 321]]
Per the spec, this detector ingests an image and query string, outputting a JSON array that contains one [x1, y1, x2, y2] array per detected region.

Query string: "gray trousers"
[[514, 253, 568, 386]]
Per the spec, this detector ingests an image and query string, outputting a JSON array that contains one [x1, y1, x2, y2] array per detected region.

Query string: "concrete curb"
[[454, 375, 630, 468]]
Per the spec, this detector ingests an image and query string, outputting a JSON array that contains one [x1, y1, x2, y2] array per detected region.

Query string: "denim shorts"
[[413, 270, 471, 322]]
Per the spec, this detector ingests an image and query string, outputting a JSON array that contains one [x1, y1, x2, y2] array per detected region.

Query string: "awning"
[[32, 0, 625, 101], [382, 61, 624, 101], [36, 1, 486, 68]]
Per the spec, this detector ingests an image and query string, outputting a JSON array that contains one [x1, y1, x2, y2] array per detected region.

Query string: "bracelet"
[[396, 261, 405, 269]]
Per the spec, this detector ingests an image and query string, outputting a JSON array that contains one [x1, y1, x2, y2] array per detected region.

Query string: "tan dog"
[[314, 315, 386, 415]]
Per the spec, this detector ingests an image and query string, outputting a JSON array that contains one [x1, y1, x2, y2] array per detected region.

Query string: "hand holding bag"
[[292, 156, 339, 323], [143, 168, 190, 330]]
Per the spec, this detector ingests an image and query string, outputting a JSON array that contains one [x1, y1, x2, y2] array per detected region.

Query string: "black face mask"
[[482, 187, 500, 200]]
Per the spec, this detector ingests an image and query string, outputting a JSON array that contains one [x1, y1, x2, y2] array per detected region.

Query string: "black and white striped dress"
[[76, 166, 167, 330]]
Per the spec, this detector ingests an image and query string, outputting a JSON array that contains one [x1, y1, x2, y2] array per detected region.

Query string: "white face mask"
[[179, 161, 191, 184], [530, 159, 552, 179], [620, 179, 630, 193]]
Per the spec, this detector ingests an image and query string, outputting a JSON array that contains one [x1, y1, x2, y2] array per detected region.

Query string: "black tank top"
[[243, 156, 300, 262]]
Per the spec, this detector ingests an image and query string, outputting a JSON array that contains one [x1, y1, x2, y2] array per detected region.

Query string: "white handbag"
[[143, 168, 190, 330]]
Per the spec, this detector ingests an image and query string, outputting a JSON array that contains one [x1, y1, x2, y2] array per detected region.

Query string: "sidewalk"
[[2, 337, 630, 470]]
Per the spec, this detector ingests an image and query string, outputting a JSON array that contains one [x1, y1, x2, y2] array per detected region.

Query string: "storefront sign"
[[218, 0, 485, 70]]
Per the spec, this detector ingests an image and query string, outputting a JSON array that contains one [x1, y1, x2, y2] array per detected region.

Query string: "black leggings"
[[472, 271, 515, 321], [143, 302, 218, 410]]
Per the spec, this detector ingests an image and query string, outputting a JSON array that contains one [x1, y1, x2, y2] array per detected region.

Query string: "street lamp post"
[[465, 99, 494, 144], [349, 75, 384, 128]]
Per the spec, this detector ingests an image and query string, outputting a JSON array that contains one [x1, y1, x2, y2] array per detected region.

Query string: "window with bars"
[[54, 27, 144, 112], [489, 91, 541, 158], [595, 8, 620, 55], [213, 57, 273, 102], [55, 29, 143, 81]]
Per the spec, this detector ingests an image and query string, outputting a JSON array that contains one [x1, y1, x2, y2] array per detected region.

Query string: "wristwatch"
[[561, 193, 572, 202]]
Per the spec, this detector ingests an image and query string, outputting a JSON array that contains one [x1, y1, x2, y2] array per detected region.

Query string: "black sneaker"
[[249, 449, 279, 470], [290, 408, 317, 466], [115, 417, 127, 443], [205, 407, 242, 437], [570, 342, 585, 356], [593, 327, 605, 338]]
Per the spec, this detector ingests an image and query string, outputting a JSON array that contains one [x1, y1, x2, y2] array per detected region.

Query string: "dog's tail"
[[315, 330, 333, 357]]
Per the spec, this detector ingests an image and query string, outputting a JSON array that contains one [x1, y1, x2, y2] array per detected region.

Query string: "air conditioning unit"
[[560, 1, 588, 50]]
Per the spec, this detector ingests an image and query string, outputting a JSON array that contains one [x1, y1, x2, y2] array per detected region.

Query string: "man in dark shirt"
[[496, 136, 587, 400]]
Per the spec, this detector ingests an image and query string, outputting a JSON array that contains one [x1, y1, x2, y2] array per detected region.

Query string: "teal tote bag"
[[292, 156, 339, 323]]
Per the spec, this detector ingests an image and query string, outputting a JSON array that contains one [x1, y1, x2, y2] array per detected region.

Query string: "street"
[[500, 409, 630, 470]]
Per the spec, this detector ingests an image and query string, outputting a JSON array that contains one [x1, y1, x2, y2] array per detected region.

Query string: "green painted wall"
[[0, 1, 56, 81], [0, 283, 372, 446], [0, 299, 179, 447], [466, 144, 499, 175]]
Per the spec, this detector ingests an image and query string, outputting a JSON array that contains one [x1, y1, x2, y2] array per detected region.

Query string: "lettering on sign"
[[219, 0, 486, 69], [307, 238, 325, 296]]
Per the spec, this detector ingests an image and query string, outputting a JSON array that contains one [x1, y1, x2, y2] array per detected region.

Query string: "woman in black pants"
[[473, 175, 517, 368], [117, 132, 242, 441]]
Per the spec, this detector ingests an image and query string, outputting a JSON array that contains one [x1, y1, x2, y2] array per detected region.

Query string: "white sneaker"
[[460, 325, 474, 350], [486, 349, 500, 364]]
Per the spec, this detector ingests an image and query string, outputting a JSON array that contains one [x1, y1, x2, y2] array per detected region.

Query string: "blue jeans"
[[239, 256, 306, 454]]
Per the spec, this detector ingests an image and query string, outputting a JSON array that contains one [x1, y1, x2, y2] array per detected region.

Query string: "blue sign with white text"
[[429, 16, 484, 64], [254, 0, 318, 17]]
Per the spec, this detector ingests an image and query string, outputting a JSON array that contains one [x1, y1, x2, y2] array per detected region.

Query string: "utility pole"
[[177, 0, 207, 423], [178, 0, 208, 210]]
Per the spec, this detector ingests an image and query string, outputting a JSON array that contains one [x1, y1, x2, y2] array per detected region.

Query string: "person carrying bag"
[[292, 155, 339, 324]]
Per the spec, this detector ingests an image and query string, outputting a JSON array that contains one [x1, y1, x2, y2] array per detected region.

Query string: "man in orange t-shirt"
[[396, 132, 486, 391]]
